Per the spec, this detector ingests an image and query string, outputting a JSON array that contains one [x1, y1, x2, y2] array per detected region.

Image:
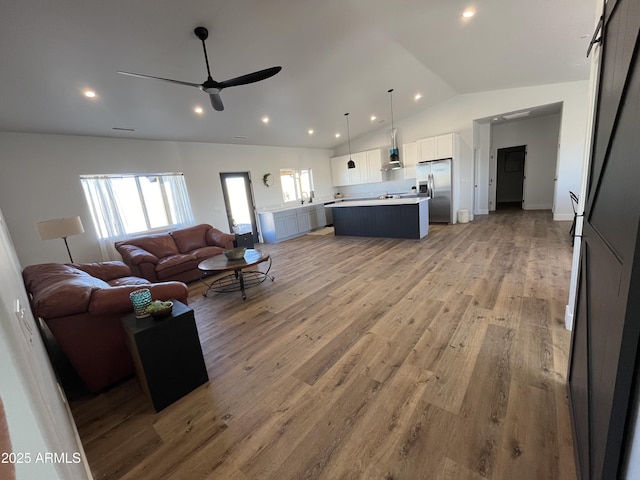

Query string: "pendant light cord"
[[345, 112, 352, 157], [388, 88, 394, 130]]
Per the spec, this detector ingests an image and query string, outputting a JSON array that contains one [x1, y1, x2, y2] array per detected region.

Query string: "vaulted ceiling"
[[0, 0, 597, 149]]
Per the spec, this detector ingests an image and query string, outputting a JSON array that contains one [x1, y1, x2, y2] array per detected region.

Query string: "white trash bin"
[[457, 209, 470, 224]]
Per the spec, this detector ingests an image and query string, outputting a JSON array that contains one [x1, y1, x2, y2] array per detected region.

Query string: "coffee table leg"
[[238, 270, 247, 300]]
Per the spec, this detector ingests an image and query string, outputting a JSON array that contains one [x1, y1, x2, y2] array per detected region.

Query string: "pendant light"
[[388, 88, 399, 164], [345, 112, 356, 169]]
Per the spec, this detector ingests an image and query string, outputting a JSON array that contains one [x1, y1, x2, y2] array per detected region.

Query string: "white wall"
[[0, 208, 91, 480], [0, 133, 332, 267], [333, 81, 590, 222], [491, 113, 561, 211]]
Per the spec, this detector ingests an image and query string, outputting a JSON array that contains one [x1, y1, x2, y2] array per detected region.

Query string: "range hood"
[[380, 128, 403, 171]]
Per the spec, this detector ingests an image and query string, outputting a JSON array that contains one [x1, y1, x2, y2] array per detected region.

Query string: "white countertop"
[[326, 197, 428, 208]]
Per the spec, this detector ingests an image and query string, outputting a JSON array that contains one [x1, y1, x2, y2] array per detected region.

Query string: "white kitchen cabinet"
[[331, 155, 350, 186], [309, 204, 327, 230], [296, 207, 311, 232], [365, 149, 383, 183], [259, 203, 328, 243], [331, 148, 383, 186], [402, 142, 418, 179], [418, 133, 454, 161], [348, 152, 366, 184]]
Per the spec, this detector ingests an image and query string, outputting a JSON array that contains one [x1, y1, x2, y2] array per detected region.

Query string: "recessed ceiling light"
[[370, 115, 377, 122], [308, 129, 314, 135], [462, 9, 475, 18], [414, 93, 422, 101], [261, 116, 269, 124], [194, 106, 204, 114], [84, 90, 96, 98], [335, 133, 341, 138]]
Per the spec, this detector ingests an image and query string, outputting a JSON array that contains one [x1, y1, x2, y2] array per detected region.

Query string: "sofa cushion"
[[156, 258, 201, 281], [155, 254, 197, 272], [72, 261, 132, 281], [171, 224, 209, 253], [190, 245, 225, 260], [131, 233, 179, 259], [108, 276, 151, 287]]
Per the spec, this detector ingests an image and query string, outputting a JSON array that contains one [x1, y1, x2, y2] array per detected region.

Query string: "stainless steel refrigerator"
[[416, 158, 452, 223]]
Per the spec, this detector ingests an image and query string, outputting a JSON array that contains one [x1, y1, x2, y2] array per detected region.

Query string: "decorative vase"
[[130, 288, 152, 318]]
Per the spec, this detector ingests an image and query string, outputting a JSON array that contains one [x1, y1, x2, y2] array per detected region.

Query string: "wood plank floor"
[[70, 210, 577, 480]]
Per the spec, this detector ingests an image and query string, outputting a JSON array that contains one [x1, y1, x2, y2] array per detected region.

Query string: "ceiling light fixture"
[[83, 90, 96, 98], [462, 9, 475, 18], [414, 93, 422, 101], [308, 129, 314, 135], [194, 106, 204, 114], [370, 115, 377, 122], [335, 133, 341, 138], [345, 113, 355, 169], [262, 116, 269, 124]]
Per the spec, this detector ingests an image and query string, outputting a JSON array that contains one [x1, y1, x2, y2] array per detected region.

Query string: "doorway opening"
[[496, 145, 526, 210], [219, 172, 259, 244]]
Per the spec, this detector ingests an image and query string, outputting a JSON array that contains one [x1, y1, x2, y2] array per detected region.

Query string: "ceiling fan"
[[118, 26, 282, 111]]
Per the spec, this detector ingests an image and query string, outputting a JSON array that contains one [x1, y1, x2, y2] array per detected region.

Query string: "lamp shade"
[[36, 216, 84, 240]]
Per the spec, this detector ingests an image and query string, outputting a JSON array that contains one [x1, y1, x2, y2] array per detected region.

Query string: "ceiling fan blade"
[[209, 93, 224, 111], [218, 66, 282, 89], [117, 71, 201, 89]]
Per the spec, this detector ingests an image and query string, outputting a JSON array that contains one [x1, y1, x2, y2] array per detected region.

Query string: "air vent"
[[112, 127, 136, 132]]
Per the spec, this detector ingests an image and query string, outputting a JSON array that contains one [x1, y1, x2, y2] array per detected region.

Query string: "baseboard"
[[554, 213, 574, 221], [523, 204, 552, 211], [565, 304, 574, 330]]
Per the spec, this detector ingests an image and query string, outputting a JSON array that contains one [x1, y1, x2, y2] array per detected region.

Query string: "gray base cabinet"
[[259, 204, 327, 243]]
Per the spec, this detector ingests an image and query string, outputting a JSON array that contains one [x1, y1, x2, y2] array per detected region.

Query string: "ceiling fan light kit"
[[118, 26, 282, 112]]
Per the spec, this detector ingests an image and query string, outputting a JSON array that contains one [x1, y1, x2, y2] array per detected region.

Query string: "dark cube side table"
[[121, 300, 208, 412], [234, 232, 255, 249]]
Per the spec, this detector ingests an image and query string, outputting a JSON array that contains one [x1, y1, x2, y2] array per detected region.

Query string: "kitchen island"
[[326, 197, 429, 239]]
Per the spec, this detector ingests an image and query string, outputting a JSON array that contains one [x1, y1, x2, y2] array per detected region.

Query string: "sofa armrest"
[[116, 244, 159, 266], [206, 228, 236, 249], [88, 282, 189, 315]]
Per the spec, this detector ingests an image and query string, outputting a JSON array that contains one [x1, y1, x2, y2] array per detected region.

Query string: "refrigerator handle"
[[429, 173, 434, 198]]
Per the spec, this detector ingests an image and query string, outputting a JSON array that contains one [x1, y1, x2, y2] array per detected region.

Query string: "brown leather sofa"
[[115, 223, 236, 283], [23, 261, 188, 393]]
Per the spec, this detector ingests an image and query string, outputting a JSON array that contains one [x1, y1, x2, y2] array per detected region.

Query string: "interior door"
[[219, 172, 259, 244], [568, 1, 640, 478], [496, 145, 525, 209]]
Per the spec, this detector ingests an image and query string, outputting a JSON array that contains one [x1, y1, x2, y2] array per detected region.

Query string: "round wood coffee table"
[[198, 249, 273, 300]]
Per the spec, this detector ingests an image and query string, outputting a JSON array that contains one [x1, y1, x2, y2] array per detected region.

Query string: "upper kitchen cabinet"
[[365, 149, 383, 183], [331, 155, 350, 186], [418, 133, 455, 161], [402, 142, 418, 179], [330, 148, 383, 186]]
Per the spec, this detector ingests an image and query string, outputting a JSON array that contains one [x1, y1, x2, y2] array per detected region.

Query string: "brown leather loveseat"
[[23, 261, 188, 393], [115, 223, 236, 283]]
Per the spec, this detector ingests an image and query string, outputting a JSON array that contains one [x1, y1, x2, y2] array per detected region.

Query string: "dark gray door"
[[568, 1, 640, 478], [496, 145, 525, 209]]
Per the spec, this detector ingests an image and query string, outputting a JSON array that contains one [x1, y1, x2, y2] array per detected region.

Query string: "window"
[[80, 173, 195, 260], [280, 168, 314, 202]]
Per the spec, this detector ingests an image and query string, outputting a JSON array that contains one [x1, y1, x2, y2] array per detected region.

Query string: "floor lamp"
[[36, 216, 85, 263]]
